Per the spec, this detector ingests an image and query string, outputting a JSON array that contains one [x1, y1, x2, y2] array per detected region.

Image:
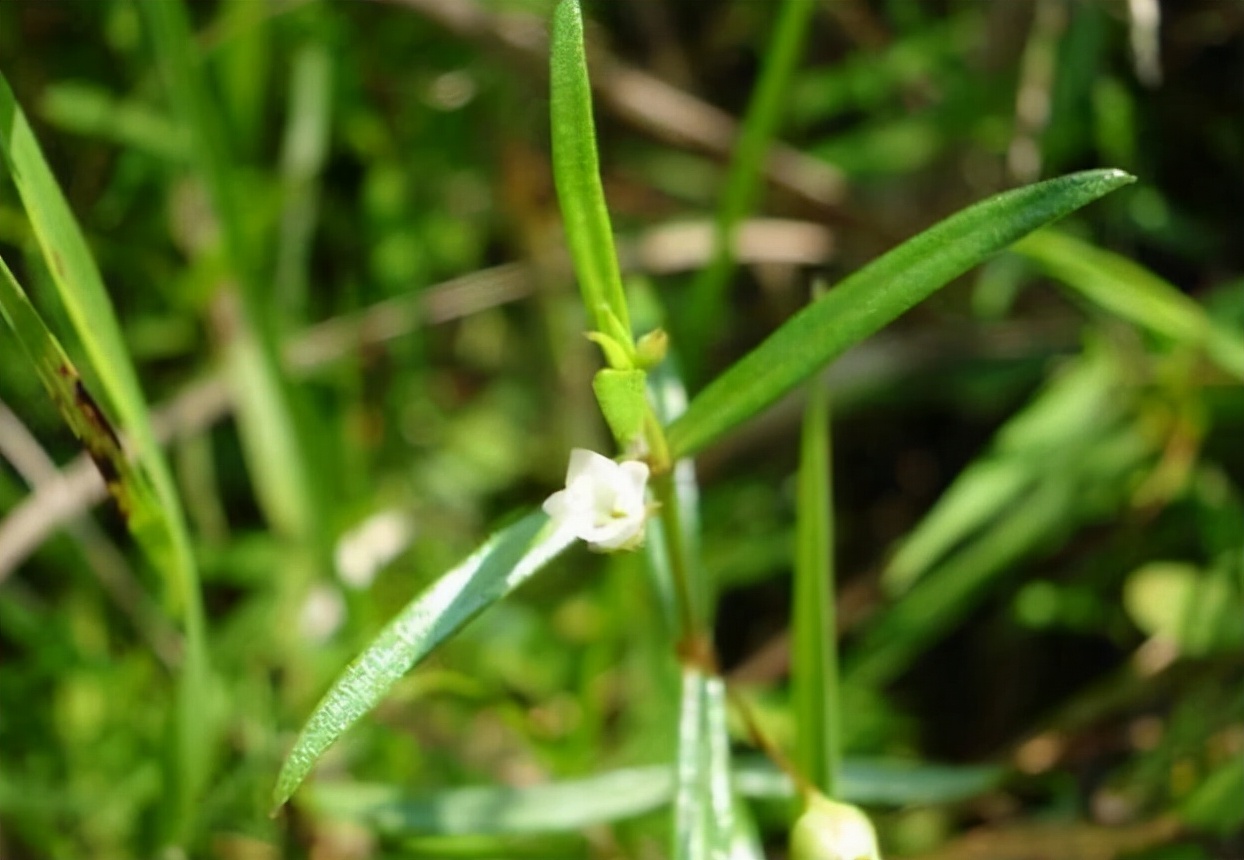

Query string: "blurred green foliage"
[[1, 1, 1241, 858]]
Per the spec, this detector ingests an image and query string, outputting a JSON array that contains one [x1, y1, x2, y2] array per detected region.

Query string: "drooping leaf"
[[1014, 228, 1244, 380], [667, 169, 1135, 458], [273, 512, 574, 809]]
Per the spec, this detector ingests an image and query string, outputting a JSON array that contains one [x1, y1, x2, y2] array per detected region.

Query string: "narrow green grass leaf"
[[735, 757, 1004, 807], [275, 42, 333, 321], [684, 0, 819, 364], [1014, 228, 1244, 380], [306, 756, 1003, 838], [0, 256, 168, 567], [38, 82, 189, 162], [142, 0, 319, 541], [667, 169, 1136, 458], [307, 767, 676, 835], [273, 512, 574, 809], [672, 667, 735, 860], [850, 415, 1155, 687], [549, 0, 631, 338], [792, 382, 839, 796], [884, 348, 1120, 595], [0, 72, 209, 844]]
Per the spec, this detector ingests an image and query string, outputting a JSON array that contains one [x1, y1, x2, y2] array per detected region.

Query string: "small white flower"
[[543, 448, 650, 551]]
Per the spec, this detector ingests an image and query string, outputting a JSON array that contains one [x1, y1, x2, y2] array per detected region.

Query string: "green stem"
[[652, 469, 701, 645]]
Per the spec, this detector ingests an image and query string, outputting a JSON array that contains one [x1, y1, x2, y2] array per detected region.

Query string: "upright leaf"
[[0, 72, 209, 844], [684, 0, 820, 365], [673, 667, 736, 860], [142, 0, 319, 542], [792, 382, 839, 796], [549, 0, 631, 338], [667, 169, 1135, 458]]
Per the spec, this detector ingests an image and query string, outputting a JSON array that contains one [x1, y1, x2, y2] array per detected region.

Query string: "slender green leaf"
[[850, 416, 1156, 687], [684, 0, 819, 363], [792, 381, 839, 796], [667, 169, 1135, 458], [38, 81, 188, 162], [883, 348, 1121, 595], [735, 756, 1004, 807], [307, 767, 676, 835], [142, 0, 319, 541], [0, 71, 209, 844], [273, 512, 574, 809], [306, 756, 1005, 837], [0, 256, 168, 564], [275, 41, 334, 322], [1014, 228, 1244, 380], [673, 667, 735, 860], [549, 0, 631, 337]]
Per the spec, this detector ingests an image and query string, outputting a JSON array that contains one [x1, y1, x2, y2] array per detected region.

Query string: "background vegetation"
[[0, 1, 1241, 858]]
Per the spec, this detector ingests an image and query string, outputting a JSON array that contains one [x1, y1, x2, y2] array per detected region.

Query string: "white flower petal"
[[544, 448, 651, 552]]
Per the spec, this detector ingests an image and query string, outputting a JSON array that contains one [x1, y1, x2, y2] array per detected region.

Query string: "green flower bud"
[[634, 327, 668, 369], [790, 794, 881, 860]]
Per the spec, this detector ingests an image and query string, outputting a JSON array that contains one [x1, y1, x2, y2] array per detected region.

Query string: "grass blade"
[[142, 0, 319, 542], [549, 0, 631, 338], [308, 767, 676, 835], [1014, 228, 1244, 380], [0, 72, 209, 844], [273, 512, 575, 809], [734, 757, 1004, 807], [667, 169, 1135, 458], [792, 382, 839, 796], [0, 257, 167, 568], [683, 0, 819, 366], [883, 348, 1121, 595], [672, 667, 735, 860], [306, 755, 1003, 838]]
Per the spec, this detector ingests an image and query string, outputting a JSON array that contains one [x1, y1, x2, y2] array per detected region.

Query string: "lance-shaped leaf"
[[667, 169, 1135, 458], [550, 0, 631, 338], [273, 512, 574, 809]]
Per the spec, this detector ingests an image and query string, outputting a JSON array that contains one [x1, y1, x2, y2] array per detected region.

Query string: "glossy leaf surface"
[[668, 169, 1135, 458]]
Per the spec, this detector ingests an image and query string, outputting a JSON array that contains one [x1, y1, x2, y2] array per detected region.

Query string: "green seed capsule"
[[790, 794, 881, 860]]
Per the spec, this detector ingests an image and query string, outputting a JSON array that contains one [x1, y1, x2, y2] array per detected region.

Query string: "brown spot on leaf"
[[71, 377, 133, 521]]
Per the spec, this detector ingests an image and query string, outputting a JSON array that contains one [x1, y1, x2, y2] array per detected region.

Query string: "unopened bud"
[[790, 794, 881, 860], [635, 328, 668, 369]]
